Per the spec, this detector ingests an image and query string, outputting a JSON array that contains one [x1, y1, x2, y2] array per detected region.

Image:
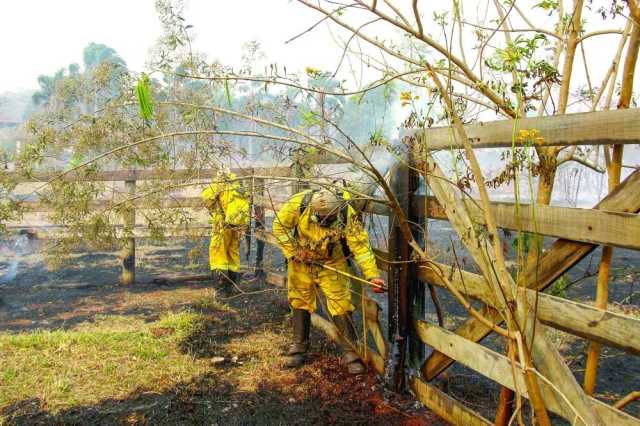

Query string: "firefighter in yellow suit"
[[272, 188, 385, 374], [201, 172, 250, 295]]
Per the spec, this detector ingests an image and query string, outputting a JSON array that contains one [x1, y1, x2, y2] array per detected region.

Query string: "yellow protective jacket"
[[272, 190, 379, 280], [201, 175, 250, 272], [201, 175, 250, 231]]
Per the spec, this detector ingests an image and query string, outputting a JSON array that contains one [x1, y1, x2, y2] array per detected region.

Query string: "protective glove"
[[292, 250, 315, 265], [370, 277, 386, 293]]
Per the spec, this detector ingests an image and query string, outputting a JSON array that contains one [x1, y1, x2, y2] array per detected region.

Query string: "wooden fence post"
[[244, 173, 253, 263], [292, 163, 304, 194], [385, 163, 413, 391], [120, 178, 136, 285], [408, 162, 425, 370], [254, 177, 266, 277]]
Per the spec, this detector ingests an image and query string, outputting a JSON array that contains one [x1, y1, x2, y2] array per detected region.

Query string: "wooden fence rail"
[[16, 191, 640, 250], [414, 320, 638, 425], [7, 166, 292, 184], [413, 108, 640, 150]]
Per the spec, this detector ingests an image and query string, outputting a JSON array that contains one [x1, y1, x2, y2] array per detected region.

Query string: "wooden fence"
[[5, 108, 640, 425]]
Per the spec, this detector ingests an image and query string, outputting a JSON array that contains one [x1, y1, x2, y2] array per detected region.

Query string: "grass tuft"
[[0, 311, 210, 412]]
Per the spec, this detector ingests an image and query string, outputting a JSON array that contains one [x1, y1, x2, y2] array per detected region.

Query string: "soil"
[[0, 237, 441, 426], [1, 219, 639, 424]]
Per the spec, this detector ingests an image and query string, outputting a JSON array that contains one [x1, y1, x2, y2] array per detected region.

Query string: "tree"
[[32, 67, 68, 106], [82, 42, 126, 70]]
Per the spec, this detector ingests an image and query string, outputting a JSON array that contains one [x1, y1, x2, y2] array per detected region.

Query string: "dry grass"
[[0, 311, 214, 411], [0, 276, 435, 425]]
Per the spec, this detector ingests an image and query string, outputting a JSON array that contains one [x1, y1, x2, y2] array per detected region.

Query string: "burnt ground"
[[1, 220, 639, 424], [0, 237, 439, 426]]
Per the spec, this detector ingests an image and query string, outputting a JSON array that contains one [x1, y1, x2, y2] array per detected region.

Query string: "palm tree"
[[82, 42, 126, 70], [31, 68, 66, 106]]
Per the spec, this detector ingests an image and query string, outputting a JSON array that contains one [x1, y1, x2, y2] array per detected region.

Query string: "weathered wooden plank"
[[21, 194, 640, 251], [535, 293, 640, 355], [480, 201, 640, 250], [20, 197, 206, 212], [423, 152, 602, 424], [409, 377, 493, 426], [415, 320, 640, 425], [363, 297, 388, 359], [19, 194, 286, 213], [419, 262, 640, 355], [310, 312, 384, 374], [372, 248, 390, 272], [413, 108, 640, 150], [423, 169, 640, 380], [120, 179, 136, 285], [365, 193, 640, 250], [8, 166, 292, 183], [415, 195, 640, 250], [7, 225, 213, 239], [19, 187, 640, 251]]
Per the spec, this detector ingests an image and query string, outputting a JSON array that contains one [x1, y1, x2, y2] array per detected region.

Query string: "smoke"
[[0, 233, 30, 285]]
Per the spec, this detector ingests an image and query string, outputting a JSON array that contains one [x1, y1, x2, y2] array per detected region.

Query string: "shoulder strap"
[[299, 189, 317, 217], [336, 190, 349, 226], [327, 189, 353, 259], [293, 190, 317, 239]]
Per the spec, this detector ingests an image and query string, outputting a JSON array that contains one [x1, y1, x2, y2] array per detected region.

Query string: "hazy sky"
[[2, 0, 635, 109], [0, 0, 344, 92]]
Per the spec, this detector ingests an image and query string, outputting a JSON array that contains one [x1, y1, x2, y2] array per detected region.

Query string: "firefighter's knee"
[[226, 230, 241, 272], [319, 270, 353, 317], [209, 234, 229, 271], [287, 262, 317, 313]]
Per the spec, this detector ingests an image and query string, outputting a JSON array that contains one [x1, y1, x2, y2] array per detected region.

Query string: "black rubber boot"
[[211, 270, 220, 288], [213, 270, 233, 297], [333, 313, 366, 374], [228, 271, 240, 288], [284, 309, 310, 368]]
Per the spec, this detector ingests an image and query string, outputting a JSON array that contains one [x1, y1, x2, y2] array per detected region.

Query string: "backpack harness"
[[293, 189, 352, 259]]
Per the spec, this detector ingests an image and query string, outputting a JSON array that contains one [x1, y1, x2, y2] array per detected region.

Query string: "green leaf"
[[224, 80, 233, 108], [136, 73, 154, 124], [67, 153, 85, 170]]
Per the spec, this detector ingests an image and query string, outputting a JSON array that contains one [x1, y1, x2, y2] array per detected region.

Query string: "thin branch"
[[412, 0, 423, 36]]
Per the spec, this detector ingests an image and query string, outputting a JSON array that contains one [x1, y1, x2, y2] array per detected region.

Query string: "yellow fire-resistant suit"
[[272, 190, 379, 317], [201, 175, 250, 273]]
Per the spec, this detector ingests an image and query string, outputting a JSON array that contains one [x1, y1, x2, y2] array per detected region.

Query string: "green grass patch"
[[0, 311, 211, 413]]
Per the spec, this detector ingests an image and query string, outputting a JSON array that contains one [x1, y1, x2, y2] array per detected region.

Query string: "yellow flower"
[[400, 91, 412, 101], [305, 67, 321, 78], [516, 128, 544, 145]]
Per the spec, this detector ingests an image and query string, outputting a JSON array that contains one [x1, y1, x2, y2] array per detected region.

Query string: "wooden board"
[[411, 108, 640, 150], [419, 262, 640, 355], [20, 194, 640, 252], [415, 195, 640, 250], [9, 166, 292, 183], [423, 169, 640, 380], [409, 377, 493, 426], [415, 320, 639, 425]]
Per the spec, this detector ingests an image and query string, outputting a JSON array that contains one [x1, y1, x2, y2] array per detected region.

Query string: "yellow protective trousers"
[[202, 175, 249, 273], [287, 259, 354, 317], [209, 220, 241, 272]]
